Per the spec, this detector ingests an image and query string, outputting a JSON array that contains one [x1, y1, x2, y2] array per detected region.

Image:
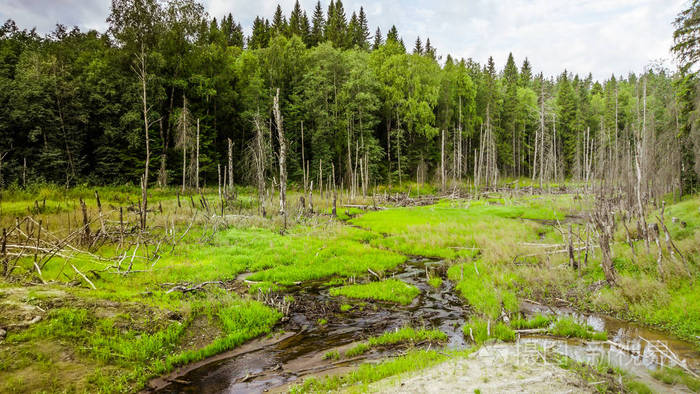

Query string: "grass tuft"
[[547, 317, 607, 341], [329, 279, 420, 305], [463, 318, 516, 344]]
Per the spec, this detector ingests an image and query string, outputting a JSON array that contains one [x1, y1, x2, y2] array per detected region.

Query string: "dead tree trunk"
[[133, 43, 151, 231], [195, 118, 200, 193], [158, 118, 168, 187], [273, 88, 287, 230], [253, 113, 266, 217], [227, 138, 234, 198], [301, 121, 307, 194], [592, 201, 618, 286], [441, 129, 446, 191]]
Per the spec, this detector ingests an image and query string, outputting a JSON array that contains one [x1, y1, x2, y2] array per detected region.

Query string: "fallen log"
[[165, 281, 223, 294]]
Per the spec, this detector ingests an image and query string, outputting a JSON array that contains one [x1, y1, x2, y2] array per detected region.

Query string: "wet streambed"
[[152, 258, 700, 393]]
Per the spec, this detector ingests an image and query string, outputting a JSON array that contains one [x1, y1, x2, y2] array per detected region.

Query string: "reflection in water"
[[521, 301, 700, 374]]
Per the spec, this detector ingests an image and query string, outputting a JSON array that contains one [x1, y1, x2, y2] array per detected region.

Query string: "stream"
[[152, 258, 700, 393]]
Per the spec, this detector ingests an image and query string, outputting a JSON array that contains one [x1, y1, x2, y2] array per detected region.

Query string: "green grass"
[[340, 304, 352, 312], [323, 350, 340, 360], [345, 343, 371, 357], [448, 261, 518, 319], [651, 367, 700, 391], [547, 317, 607, 341], [557, 354, 647, 393], [2, 295, 280, 391], [463, 318, 516, 344], [329, 279, 420, 305], [290, 349, 466, 393], [349, 198, 559, 260], [345, 327, 447, 357], [510, 314, 554, 330], [427, 277, 443, 288]]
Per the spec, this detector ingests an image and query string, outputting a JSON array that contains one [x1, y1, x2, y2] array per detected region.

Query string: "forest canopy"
[[0, 0, 698, 196]]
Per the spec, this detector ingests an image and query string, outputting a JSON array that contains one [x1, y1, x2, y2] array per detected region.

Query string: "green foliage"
[[448, 261, 518, 319], [652, 367, 700, 391], [547, 317, 607, 341], [427, 276, 443, 288], [346, 326, 447, 357], [4, 297, 280, 390], [289, 349, 453, 393], [329, 279, 420, 305], [463, 318, 516, 344], [323, 350, 340, 360], [510, 314, 554, 330]]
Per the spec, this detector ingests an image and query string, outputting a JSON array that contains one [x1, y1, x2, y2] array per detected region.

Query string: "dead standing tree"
[[131, 43, 157, 231], [273, 88, 288, 231], [253, 111, 267, 217], [591, 198, 618, 286]]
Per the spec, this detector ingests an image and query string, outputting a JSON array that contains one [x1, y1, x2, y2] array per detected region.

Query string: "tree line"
[[0, 0, 698, 197]]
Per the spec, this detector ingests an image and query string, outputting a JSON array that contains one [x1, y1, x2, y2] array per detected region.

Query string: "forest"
[[1, 0, 700, 393], [0, 0, 697, 196]]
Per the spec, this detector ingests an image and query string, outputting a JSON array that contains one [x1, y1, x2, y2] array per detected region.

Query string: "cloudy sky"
[[0, 0, 688, 80]]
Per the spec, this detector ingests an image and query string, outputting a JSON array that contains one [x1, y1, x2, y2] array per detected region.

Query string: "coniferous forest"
[[0, 0, 698, 196]]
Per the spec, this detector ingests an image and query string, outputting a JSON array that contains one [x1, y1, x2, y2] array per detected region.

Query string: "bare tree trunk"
[[592, 202, 618, 286], [396, 110, 402, 186], [273, 88, 287, 230], [441, 129, 446, 191], [195, 118, 200, 193], [133, 43, 150, 231], [301, 121, 306, 193], [158, 118, 168, 187], [254, 113, 266, 217], [636, 78, 650, 252], [179, 94, 189, 193], [227, 138, 234, 197]]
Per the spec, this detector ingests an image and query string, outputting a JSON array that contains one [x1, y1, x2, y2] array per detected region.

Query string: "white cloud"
[[0, 0, 687, 80]]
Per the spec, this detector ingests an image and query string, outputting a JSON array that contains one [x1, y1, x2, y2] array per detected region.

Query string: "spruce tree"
[[289, 0, 303, 38], [348, 12, 361, 48], [310, 1, 325, 46], [520, 58, 532, 87], [326, 0, 348, 48], [387, 25, 399, 43], [271, 4, 288, 37], [372, 26, 383, 50], [425, 38, 435, 59], [324, 1, 336, 42], [503, 52, 519, 173], [249, 16, 270, 48], [358, 7, 370, 49], [301, 11, 311, 46], [413, 36, 423, 55]]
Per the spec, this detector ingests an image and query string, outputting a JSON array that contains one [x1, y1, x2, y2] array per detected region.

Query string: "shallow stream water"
[[154, 258, 700, 393]]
